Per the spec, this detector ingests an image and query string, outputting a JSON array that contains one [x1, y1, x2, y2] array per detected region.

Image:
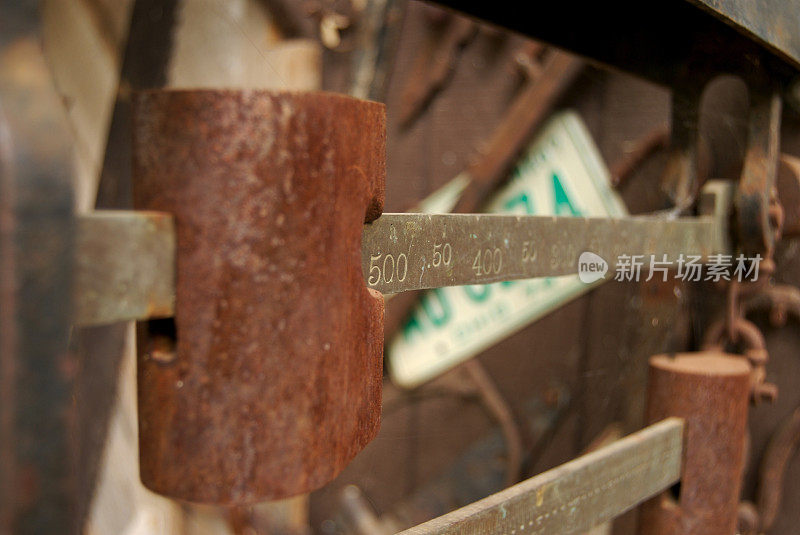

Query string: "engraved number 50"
[[432, 242, 452, 267]]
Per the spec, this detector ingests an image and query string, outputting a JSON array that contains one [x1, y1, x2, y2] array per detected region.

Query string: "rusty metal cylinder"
[[132, 89, 386, 504], [639, 352, 751, 535]]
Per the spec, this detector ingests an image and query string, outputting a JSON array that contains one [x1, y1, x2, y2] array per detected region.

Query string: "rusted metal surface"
[[398, 418, 683, 535], [688, 0, 800, 70], [739, 282, 800, 531], [74, 211, 174, 326], [659, 78, 744, 214], [777, 153, 800, 237], [659, 86, 705, 211], [0, 0, 77, 532], [132, 89, 386, 504], [431, 1, 799, 88], [640, 353, 752, 535], [744, 284, 800, 327], [702, 188, 782, 406], [310, 7, 800, 531], [735, 90, 782, 256], [757, 407, 800, 532], [703, 316, 778, 405]]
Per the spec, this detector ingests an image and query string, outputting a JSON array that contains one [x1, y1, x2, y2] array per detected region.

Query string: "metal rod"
[[74, 211, 174, 326], [73, 183, 731, 326], [397, 418, 683, 535], [362, 210, 724, 294]]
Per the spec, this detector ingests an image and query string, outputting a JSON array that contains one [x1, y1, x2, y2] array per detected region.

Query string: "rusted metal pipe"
[[757, 406, 800, 532], [640, 352, 751, 535], [132, 89, 386, 504]]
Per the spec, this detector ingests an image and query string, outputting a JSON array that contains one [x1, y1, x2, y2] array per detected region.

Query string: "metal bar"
[[73, 208, 726, 324], [73, 182, 730, 326], [362, 211, 724, 295], [430, 1, 799, 90], [688, 0, 800, 72], [735, 89, 782, 256], [397, 418, 684, 535], [74, 211, 174, 326]]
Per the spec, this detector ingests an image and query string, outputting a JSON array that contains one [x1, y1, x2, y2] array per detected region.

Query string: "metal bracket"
[[736, 89, 783, 256]]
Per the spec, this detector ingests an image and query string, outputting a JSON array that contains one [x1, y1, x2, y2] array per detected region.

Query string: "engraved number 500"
[[368, 252, 408, 286]]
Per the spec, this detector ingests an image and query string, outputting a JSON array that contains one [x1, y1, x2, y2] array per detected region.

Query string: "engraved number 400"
[[368, 252, 407, 286], [472, 248, 502, 276]]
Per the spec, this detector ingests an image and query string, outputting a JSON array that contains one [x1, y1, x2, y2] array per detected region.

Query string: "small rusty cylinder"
[[640, 353, 751, 535], [132, 89, 386, 504]]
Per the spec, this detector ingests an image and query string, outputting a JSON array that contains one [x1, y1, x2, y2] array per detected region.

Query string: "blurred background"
[[32, 0, 800, 533]]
